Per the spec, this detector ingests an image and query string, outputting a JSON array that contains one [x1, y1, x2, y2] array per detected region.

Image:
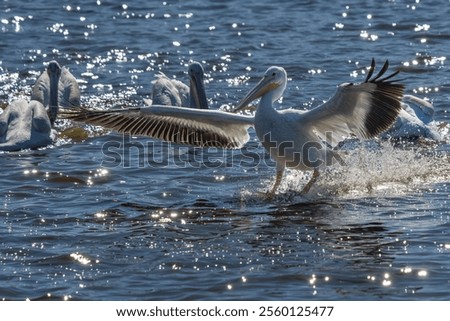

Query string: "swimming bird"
[[0, 61, 79, 151], [0, 99, 55, 151], [31, 60, 80, 126], [144, 61, 208, 109], [381, 94, 442, 141], [60, 59, 404, 195]]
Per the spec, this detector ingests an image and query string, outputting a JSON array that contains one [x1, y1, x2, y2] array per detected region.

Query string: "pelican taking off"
[[61, 59, 404, 195], [145, 61, 208, 109], [31, 60, 80, 126]]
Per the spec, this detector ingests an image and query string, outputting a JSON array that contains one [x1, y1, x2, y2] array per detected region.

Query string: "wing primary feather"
[[359, 59, 405, 137], [306, 59, 405, 144], [370, 60, 390, 82], [364, 58, 376, 83], [365, 59, 400, 84], [376, 69, 400, 83], [363, 82, 404, 138]]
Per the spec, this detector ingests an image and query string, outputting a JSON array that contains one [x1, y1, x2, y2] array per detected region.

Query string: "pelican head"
[[234, 66, 287, 112], [188, 61, 208, 109], [46, 61, 63, 125]]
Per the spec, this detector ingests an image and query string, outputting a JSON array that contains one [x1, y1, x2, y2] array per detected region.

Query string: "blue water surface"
[[0, 0, 449, 300]]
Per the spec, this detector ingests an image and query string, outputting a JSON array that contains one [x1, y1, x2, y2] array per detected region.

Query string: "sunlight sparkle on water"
[[333, 23, 344, 30], [23, 169, 38, 175], [360, 30, 378, 41], [414, 24, 430, 32], [95, 212, 107, 218], [401, 267, 413, 273], [418, 270, 428, 277], [70, 253, 91, 265]]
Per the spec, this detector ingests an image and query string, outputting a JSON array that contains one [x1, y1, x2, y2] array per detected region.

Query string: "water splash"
[[246, 140, 450, 201]]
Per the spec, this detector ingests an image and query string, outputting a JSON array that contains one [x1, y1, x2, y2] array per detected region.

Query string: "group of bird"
[[0, 59, 445, 195]]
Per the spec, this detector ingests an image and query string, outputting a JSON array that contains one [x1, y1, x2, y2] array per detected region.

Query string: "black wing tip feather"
[[364, 58, 401, 84], [361, 59, 405, 138]]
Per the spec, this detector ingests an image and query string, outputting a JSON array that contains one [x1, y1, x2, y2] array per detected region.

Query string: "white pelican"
[[381, 94, 442, 141], [144, 61, 208, 109], [0, 99, 55, 151], [31, 60, 80, 126], [61, 59, 404, 195], [0, 61, 79, 151]]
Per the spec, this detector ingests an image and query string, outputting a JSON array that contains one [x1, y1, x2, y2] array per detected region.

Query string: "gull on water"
[[61, 59, 404, 196], [144, 61, 208, 109], [0, 61, 80, 151]]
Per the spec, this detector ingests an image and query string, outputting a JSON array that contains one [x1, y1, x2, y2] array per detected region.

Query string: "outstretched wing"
[[61, 105, 254, 149], [302, 59, 404, 145]]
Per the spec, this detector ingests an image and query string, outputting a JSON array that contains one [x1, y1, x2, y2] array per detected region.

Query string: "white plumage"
[[0, 61, 79, 151], [145, 61, 208, 109], [31, 60, 80, 125]]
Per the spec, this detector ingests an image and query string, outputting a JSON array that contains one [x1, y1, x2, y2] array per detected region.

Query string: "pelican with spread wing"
[[61, 59, 404, 195]]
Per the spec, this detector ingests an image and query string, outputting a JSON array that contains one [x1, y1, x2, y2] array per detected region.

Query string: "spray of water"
[[276, 140, 450, 199]]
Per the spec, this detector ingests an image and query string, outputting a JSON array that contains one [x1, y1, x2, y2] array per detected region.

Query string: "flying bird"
[[61, 59, 404, 196]]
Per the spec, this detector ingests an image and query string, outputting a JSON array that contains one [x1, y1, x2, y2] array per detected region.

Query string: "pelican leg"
[[300, 169, 320, 194], [266, 169, 284, 199]]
